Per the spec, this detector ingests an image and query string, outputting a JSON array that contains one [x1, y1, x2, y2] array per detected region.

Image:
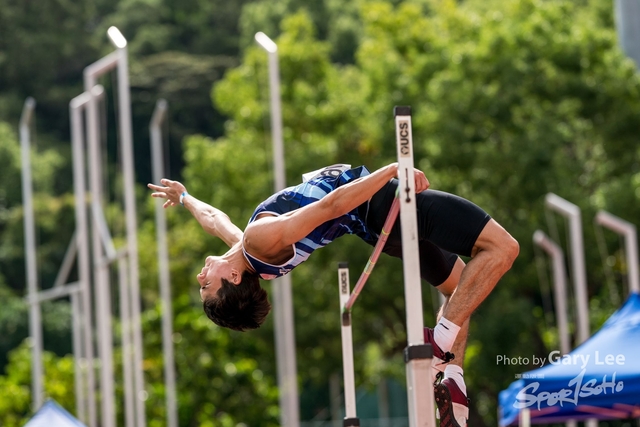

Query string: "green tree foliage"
[[0, 122, 75, 365], [201, 1, 640, 424], [0, 341, 76, 427], [2, 0, 640, 426], [239, 0, 365, 64]]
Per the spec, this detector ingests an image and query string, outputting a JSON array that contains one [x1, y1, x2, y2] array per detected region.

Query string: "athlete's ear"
[[230, 269, 242, 285]]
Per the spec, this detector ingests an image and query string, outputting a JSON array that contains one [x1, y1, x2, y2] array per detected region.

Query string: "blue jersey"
[[242, 165, 376, 280]]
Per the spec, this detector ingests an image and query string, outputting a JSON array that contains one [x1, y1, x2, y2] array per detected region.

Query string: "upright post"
[[20, 97, 44, 411], [150, 99, 178, 427], [393, 106, 435, 427], [544, 194, 590, 344], [533, 231, 570, 354], [255, 31, 300, 427], [595, 211, 640, 295], [337, 263, 359, 427]]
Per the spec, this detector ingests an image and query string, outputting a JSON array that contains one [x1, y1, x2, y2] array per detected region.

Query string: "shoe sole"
[[435, 383, 463, 427]]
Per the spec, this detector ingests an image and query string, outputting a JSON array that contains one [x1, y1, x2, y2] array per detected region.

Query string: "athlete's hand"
[[414, 168, 429, 193], [390, 163, 429, 193], [147, 179, 188, 209]]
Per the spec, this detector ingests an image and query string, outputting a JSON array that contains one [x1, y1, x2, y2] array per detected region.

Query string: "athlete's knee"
[[474, 220, 519, 271], [500, 233, 519, 270]]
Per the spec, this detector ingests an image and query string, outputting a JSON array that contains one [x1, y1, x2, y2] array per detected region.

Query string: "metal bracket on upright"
[[394, 106, 435, 427]]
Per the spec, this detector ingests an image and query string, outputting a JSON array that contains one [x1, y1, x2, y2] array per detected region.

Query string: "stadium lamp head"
[[255, 32, 277, 53], [107, 26, 127, 49]]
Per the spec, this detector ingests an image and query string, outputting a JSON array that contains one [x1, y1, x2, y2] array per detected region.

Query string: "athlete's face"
[[197, 256, 232, 301]]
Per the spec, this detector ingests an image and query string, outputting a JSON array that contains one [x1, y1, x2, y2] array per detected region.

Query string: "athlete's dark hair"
[[203, 271, 270, 331]]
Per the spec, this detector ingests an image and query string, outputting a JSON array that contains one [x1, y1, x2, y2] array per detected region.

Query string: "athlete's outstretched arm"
[[244, 163, 429, 258], [147, 179, 242, 248]]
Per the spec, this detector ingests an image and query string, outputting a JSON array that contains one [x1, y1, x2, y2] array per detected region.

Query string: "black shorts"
[[360, 179, 491, 286]]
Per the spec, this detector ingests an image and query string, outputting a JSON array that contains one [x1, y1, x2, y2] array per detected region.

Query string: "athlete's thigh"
[[415, 189, 491, 257], [380, 240, 457, 287]]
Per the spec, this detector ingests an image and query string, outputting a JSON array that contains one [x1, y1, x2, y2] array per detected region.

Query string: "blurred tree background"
[[1, 0, 639, 426]]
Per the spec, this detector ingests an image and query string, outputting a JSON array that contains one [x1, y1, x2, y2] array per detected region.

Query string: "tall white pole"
[[70, 88, 100, 427], [394, 106, 435, 427], [595, 211, 640, 295], [150, 99, 179, 427], [84, 63, 117, 427], [110, 29, 148, 427], [544, 194, 590, 344], [255, 31, 300, 427], [20, 97, 44, 411]]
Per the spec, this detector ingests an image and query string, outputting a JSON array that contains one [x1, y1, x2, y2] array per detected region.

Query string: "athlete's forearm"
[[182, 195, 243, 248], [326, 163, 398, 216]]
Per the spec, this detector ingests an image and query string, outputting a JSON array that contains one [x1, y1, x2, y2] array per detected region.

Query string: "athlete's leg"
[[409, 189, 518, 352], [441, 219, 519, 326], [434, 258, 471, 427], [431, 259, 470, 427], [435, 259, 467, 371]]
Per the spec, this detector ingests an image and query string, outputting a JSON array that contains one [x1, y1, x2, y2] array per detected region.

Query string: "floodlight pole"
[[112, 31, 147, 427], [83, 26, 146, 427], [150, 99, 178, 427], [533, 230, 570, 354], [20, 97, 44, 411], [544, 194, 590, 344], [255, 31, 300, 427], [595, 211, 640, 295]]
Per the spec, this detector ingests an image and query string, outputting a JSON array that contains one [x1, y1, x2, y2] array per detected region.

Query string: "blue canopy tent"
[[499, 292, 640, 425], [23, 400, 86, 427]]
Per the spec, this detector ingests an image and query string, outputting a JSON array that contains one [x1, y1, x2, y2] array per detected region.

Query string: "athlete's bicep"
[[244, 199, 337, 254]]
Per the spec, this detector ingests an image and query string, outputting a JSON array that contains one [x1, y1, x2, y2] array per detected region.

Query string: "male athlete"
[[148, 163, 519, 427]]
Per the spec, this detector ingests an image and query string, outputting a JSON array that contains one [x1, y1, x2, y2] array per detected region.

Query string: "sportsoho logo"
[[513, 351, 626, 410]]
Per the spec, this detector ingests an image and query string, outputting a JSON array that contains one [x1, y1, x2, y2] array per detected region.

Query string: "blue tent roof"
[[499, 292, 640, 425], [24, 400, 86, 427]]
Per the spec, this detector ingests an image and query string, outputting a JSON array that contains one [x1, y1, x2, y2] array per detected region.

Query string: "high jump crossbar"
[[342, 196, 400, 313]]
